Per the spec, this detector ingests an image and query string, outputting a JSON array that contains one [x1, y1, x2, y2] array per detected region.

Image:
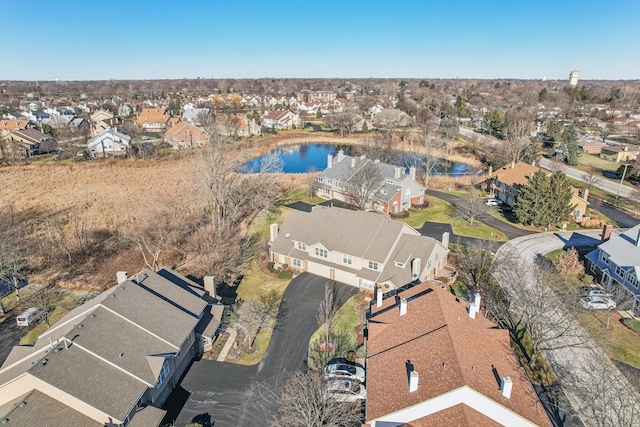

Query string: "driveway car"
[[325, 363, 366, 383], [485, 198, 500, 206], [325, 379, 367, 403], [580, 295, 616, 310]]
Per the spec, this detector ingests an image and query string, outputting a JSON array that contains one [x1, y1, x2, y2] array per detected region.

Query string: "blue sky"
[[2, 0, 639, 81]]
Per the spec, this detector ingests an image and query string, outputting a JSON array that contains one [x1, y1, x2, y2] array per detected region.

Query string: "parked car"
[[325, 363, 366, 383], [485, 198, 500, 206], [325, 379, 367, 403], [16, 307, 43, 327], [580, 295, 616, 310]]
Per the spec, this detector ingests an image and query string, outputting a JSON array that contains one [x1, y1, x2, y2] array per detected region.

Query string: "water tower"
[[569, 69, 579, 86]]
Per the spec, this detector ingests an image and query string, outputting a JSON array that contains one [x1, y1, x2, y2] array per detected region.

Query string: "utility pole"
[[616, 163, 630, 200]]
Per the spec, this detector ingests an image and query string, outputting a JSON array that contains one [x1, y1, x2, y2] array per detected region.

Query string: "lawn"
[[19, 306, 69, 345], [577, 153, 621, 172], [1, 284, 44, 313], [307, 294, 364, 370], [580, 312, 640, 369], [398, 195, 508, 240]]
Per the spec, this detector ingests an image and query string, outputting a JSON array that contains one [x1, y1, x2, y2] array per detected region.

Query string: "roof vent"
[[111, 294, 116, 298], [2, 418, 8, 424], [89, 313, 95, 318], [77, 324, 83, 329], [19, 401, 26, 408], [41, 358, 48, 366], [119, 353, 125, 358]]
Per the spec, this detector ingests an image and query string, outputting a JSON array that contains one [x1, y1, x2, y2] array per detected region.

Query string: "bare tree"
[[582, 172, 601, 192], [316, 283, 339, 347], [365, 133, 395, 164], [494, 259, 589, 367], [341, 158, 384, 210], [270, 371, 363, 427], [405, 132, 444, 187], [306, 168, 319, 200], [237, 289, 281, 349], [455, 186, 485, 226], [43, 213, 95, 264], [504, 113, 537, 165], [559, 349, 640, 427], [28, 285, 60, 327], [327, 110, 358, 138]]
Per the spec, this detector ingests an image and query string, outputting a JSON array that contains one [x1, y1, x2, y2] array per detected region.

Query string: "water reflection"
[[243, 143, 478, 176]]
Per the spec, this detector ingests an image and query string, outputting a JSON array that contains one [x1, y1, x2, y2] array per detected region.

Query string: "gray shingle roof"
[[66, 306, 175, 385], [101, 280, 200, 347], [599, 224, 640, 268], [137, 269, 207, 317], [127, 404, 167, 427], [28, 345, 147, 422], [0, 390, 103, 427], [272, 206, 416, 264]]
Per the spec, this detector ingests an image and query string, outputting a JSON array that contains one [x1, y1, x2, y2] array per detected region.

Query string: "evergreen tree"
[[561, 125, 579, 166], [514, 170, 550, 227], [547, 171, 576, 226], [546, 121, 563, 142], [514, 170, 576, 229]]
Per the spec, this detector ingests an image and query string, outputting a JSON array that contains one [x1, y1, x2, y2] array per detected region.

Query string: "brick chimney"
[[601, 224, 613, 243]]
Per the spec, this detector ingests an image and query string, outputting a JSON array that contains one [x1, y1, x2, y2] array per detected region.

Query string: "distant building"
[[569, 69, 580, 86]]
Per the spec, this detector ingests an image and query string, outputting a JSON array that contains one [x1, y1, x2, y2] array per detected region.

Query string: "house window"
[[368, 261, 379, 271], [343, 254, 353, 265], [296, 242, 307, 250], [315, 248, 328, 258], [590, 262, 597, 274], [292, 258, 302, 268], [615, 265, 624, 278], [601, 253, 610, 265], [156, 361, 170, 388]]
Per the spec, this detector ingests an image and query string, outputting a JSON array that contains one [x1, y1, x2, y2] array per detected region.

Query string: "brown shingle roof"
[[0, 119, 30, 132], [365, 284, 550, 426], [136, 108, 170, 126], [164, 121, 209, 147], [491, 161, 541, 187]]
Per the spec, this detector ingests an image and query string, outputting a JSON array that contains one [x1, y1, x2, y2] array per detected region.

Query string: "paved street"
[[163, 273, 356, 427], [495, 231, 640, 426], [0, 314, 22, 366]]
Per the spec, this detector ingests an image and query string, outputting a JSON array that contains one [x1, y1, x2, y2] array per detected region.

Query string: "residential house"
[[317, 150, 426, 214], [0, 119, 34, 135], [599, 145, 640, 163], [90, 109, 114, 124], [118, 104, 134, 117], [487, 161, 588, 221], [9, 129, 57, 157], [578, 140, 605, 154], [269, 206, 449, 291], [262, 109, 300, 130], [216, 114, 261, 138], [87, 128, 131, 158], [181, 106, 210, 126], [0, 268, 223, 427], [585, 224, 640, 313], [94, 117, 124, 136], [136, 108, 171, 133], [164, 121, 210, 149], [365, 283, 552, 426]]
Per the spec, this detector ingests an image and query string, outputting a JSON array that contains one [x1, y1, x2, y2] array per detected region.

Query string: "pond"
[[242, 143, 478, 176]]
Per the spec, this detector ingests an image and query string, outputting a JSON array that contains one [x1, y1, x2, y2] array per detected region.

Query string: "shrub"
[[267, 262, 293, 280], [622, 318, 640, 334]]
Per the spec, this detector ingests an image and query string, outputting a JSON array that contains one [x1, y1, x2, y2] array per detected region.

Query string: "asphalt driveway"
[[164, 273, 357, 427], [0, 314, 22, 365]]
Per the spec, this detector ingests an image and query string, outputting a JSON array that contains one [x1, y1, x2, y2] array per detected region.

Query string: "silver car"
[[324, 363, 365, 383], [325, 379, 367, 403], [580, 295, 616, 310]]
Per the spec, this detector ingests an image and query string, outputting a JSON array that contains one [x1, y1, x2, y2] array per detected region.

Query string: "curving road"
[[495, 230, 640, 426]]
